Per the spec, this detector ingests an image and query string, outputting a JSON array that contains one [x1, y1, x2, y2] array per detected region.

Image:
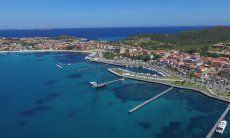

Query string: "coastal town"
[[2, 0, 230, 138], [0, 36, 230, 100], [0, 36, 110, 51]]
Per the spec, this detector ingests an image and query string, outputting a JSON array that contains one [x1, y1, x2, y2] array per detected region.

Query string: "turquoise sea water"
[[0, 52, 229, 138]]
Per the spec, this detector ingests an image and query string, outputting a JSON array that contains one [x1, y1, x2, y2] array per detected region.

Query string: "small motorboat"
[[216, 120, 227, 134]]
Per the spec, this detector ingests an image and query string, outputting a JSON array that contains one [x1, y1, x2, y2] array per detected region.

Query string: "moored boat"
[[216, 120, 227, 134]]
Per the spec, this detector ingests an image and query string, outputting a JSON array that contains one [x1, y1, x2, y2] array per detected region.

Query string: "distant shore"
[[0, 50, 94, 54]]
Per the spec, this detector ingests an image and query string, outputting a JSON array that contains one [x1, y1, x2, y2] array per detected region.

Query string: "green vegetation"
[[103, 52, 117, 59], [118, 26, 230, 54], [132, 54, 151, 61], [201, 52, 225, 58], [152, 54, 162, 60], [129, 26, 230, 45]]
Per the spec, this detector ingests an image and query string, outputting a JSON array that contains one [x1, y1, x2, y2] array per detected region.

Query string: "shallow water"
[[0, 52, 229, 138]]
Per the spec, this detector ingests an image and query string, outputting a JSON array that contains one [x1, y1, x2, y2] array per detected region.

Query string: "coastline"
[[88, 57, 230, 103], [1, 50, 229, 103], [108, 68, 230, 103]]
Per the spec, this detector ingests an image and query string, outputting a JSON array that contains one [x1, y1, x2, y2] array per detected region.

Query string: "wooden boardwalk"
[[129, 87, 174, 113], [206, 104, 230, 138]]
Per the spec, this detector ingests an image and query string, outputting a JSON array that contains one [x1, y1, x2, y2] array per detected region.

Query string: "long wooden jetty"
[[206, 104, 230, 138], [106, 78, 125, 84], [129, 86, 174, 113]]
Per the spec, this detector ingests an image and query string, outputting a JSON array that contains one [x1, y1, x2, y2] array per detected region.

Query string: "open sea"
[[0, 52, 229, 138], [0, 26, 209, 41]]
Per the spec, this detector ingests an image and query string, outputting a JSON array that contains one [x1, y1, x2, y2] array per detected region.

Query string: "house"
[[119, 48, 126, 54], [211, 60, 222, 68], [195, 66, 208, 73]]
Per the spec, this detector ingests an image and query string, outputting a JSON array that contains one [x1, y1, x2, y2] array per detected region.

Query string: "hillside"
[[129, 26, 230, 45], [119, 26, 230, 53]]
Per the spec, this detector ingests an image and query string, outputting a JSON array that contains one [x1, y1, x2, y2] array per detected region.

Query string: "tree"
[[135, 54, 151, 62], [188, 71, 195, 83], [153, 54, 162, 60], [103, 52, 116, 59]]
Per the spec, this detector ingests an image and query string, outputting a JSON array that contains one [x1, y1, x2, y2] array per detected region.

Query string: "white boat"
[[216, 120, 227, 134], [90, 81, 97, 87]]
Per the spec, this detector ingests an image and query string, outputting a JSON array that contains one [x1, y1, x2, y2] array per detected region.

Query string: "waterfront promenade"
[[108, 68, 230, 103]]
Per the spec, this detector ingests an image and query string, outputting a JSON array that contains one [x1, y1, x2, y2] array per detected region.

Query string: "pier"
[[206, 104, 230, 138], [105, 78, 125, 84], [129, 87, 174, 113], [91, 78, 124, 88]]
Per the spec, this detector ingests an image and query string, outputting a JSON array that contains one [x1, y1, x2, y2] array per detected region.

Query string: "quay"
[[129, 87, 174, 113], [206, 104, 230, 138]]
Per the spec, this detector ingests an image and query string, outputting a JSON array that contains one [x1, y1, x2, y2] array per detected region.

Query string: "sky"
[[0, 0, 230, 29]]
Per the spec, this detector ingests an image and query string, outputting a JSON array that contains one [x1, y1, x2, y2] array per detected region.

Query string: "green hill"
[[119, 26, 230, 54], [128, 26, 230, 45]]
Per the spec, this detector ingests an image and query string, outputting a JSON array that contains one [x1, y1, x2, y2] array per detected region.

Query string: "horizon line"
[[0, 25, 229, 31]]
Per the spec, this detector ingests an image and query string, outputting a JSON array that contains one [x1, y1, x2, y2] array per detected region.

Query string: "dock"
[[129, 86, 174, 113], [206, 104, 230, 138], [105, 78, 125, 84], [91, 78, 124, 88]]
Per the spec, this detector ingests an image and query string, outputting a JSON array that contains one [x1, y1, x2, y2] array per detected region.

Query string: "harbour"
[[0, 52, 229, 138]]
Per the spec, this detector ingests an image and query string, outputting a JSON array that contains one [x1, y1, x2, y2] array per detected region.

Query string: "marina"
[[0, 52, 229, 138]]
